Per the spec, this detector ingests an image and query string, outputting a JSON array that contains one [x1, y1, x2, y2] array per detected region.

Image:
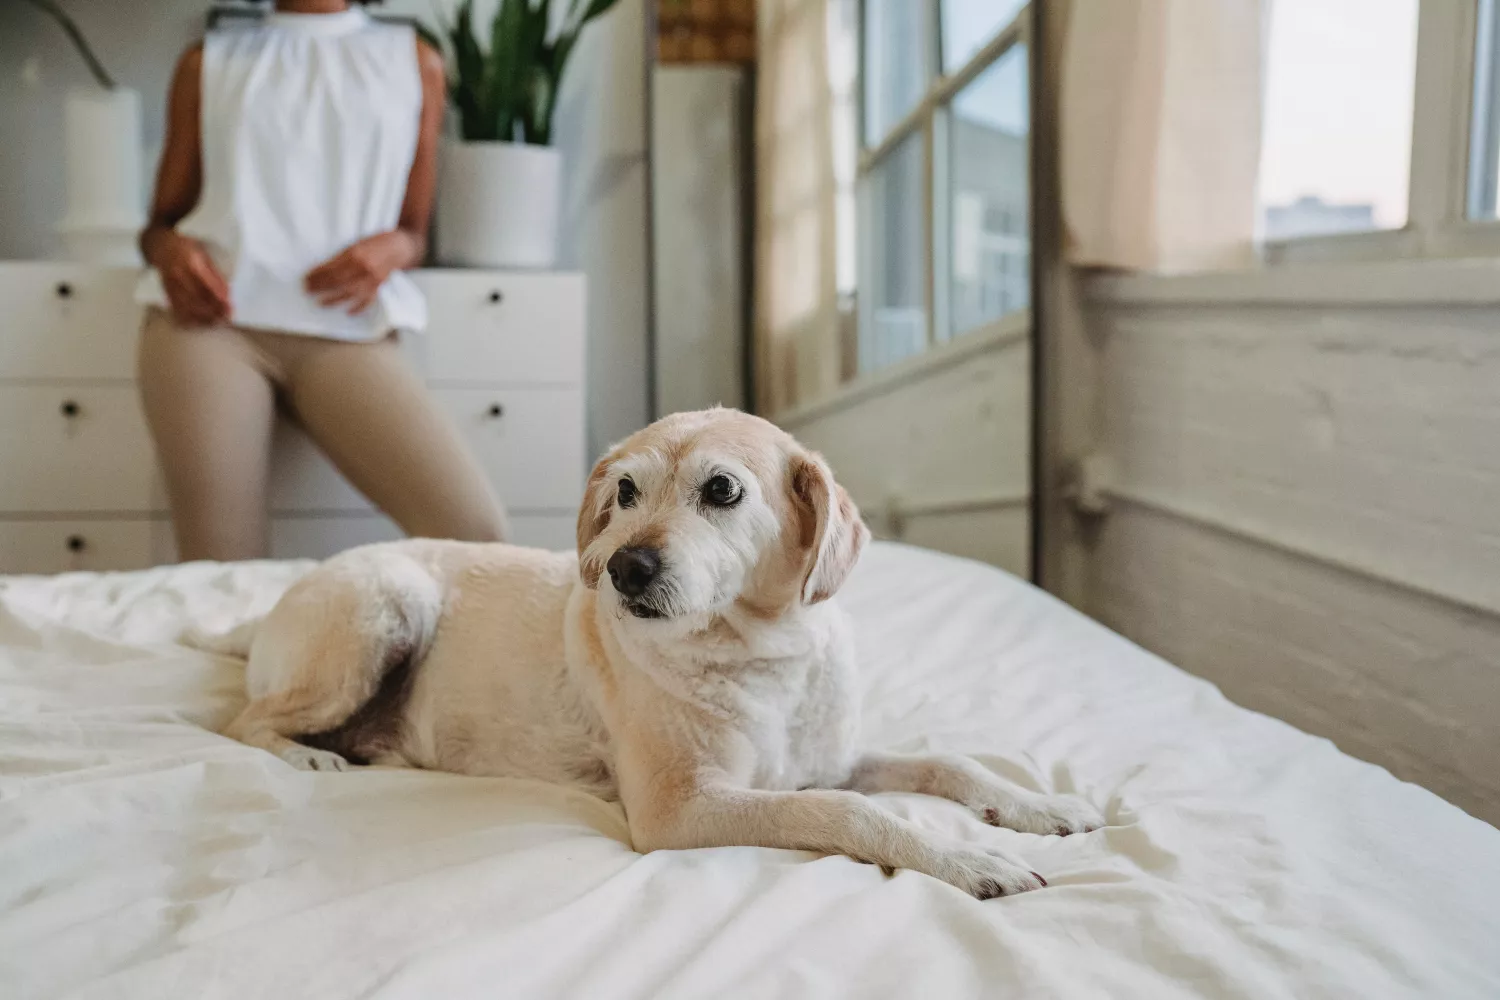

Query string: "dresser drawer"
[[0, 519, 156, 574], [412, 271, 584, 385], [0, 263, 142, 379], [434, 387, 586, 510], [0, 387, 158, 514]]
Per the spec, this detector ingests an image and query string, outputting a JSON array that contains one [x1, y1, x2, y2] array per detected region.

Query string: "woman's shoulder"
[[168, 41, 205, 91], [414, 32, 445, 82], [178, 40, 206, 68]]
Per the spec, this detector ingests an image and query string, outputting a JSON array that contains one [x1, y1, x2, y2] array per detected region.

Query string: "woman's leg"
[[278, 334, 508, 543], [137, 309, 276, 561]]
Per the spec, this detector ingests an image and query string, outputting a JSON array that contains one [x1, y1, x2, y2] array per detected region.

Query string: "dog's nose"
[[607, 547, 660, 597]]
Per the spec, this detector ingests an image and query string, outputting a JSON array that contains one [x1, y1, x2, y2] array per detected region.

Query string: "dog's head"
[[576, 408, 869, 626]]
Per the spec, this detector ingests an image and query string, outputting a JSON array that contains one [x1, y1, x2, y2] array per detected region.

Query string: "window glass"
[[1470, 0, 1500, 218], [859, 134, 927, 372], [940, 0, 1026, 73], [1258, 0, 1418, 240], [948, 43, 1029, 337], [862, 0, 931, 144]]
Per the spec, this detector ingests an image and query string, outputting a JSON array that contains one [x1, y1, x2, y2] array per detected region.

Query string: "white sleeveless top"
[[137, 7, 428, 340]]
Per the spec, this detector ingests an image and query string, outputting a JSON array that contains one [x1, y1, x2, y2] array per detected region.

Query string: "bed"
[[2, 542, 1497, 999]]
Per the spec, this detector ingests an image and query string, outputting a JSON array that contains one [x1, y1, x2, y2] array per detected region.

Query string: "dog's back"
[[235, 540, 608, 789], [392, 544, 613, 793]]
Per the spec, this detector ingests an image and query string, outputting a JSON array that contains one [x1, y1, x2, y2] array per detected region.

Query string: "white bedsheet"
[[1, 543, 1496, 999]]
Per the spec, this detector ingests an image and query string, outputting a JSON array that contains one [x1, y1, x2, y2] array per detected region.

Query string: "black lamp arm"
[[17, 0, 117, 90]]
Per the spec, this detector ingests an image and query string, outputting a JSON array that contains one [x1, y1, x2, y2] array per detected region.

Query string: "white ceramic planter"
[[57, 87, 145, 266], [436, 141, 562, 269]]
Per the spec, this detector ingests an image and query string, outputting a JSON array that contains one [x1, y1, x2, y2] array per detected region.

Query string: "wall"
[[777, 320, 1032, 577], [1082, 262, 1500, 826], [0, 0, 649, 458], [651, 65, 747, 415], [0, 0, 202, 256]]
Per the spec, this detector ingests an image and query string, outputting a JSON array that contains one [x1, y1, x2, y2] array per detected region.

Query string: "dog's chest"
[[697, 654, 857, 791]]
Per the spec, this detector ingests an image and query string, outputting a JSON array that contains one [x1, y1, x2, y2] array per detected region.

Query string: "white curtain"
[[754, 0, 842, 416], [1059, 0, 1267, 273]]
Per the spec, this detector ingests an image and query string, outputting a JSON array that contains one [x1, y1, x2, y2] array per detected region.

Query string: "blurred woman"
[[137, 0, 508, 561]]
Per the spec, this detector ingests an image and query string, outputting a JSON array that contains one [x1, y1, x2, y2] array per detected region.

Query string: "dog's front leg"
[[628, 783, 1046, 898], [841, 752, 1104, 836]]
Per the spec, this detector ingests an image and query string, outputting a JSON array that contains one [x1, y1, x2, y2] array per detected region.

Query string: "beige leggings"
[[138, 308, 508, 562]]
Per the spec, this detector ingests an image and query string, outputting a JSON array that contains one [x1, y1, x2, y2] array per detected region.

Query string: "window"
[[862, 0, 929, 142], [852, 0, 1029, 374], [942, 0, 1027, 72], [948, 44, 1029, 339], [860, 134, 927, 371], [1264, 0, 1500, 262], [1470, 0, 1500, 218], [1258, 0, 1419, 241]]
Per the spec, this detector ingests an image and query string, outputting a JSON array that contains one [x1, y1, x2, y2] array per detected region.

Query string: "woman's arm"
[[305, 37, 447, 314], [140, 43, 231, 326]]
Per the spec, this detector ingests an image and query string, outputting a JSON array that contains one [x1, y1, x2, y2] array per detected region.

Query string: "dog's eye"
[[701, 474, 743, 508], [617, 478, 638, 508]]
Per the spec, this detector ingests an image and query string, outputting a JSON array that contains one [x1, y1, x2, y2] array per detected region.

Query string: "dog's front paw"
[[922, 844, 1047, 899], [976, 794, 1104, 837], [280, 744, 349, 772]]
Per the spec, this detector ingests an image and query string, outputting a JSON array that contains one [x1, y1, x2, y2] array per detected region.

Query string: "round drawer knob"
[[487, 403, 504, 419], [487, 290, 503, 304], [56, 282, 73, 299], [66, 535, 86, 553], [60, 400, 81, 418]]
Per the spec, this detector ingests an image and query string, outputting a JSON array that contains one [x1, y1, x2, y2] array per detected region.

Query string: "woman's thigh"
[[137, 309, 276, 561], [281, 335, 508, 543]]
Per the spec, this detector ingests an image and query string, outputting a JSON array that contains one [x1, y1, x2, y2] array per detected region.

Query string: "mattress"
[[1, 543, 1497, 999]]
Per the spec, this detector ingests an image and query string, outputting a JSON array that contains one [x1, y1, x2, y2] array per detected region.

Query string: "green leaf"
[[441, 0, 604, 144], [448, 0, 492, 140], [490, 0, 552, 142], [520, 0, 551, 140], [527, 66, 554, 145]]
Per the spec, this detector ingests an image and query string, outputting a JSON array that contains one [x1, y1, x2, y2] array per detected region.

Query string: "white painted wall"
[[0, 0, 201, 257], [1082, 263, 1500, 826], [652, 66, 746, 415], [0, 0, 650, 458], [777, 323, 1032, 577]]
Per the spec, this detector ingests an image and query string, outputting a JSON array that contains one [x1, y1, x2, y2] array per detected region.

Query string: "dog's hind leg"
[[222, 552, 441, 771]]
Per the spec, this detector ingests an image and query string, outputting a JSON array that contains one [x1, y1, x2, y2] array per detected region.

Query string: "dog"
[[221, 408, 1102, 898]]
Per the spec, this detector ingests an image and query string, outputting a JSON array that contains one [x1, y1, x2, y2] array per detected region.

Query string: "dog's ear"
[[576, 449, 622, 588], [788, 450, 869, 605]]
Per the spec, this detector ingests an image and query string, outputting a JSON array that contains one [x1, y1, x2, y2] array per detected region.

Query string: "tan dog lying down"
[[221, 408, 1102, 898]]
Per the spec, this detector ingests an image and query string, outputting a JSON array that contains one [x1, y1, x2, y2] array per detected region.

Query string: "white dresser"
[[0, 262, 586, 573]]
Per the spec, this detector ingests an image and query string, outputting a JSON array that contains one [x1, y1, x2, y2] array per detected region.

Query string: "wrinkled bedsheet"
[[1, 543, 1497, 999]]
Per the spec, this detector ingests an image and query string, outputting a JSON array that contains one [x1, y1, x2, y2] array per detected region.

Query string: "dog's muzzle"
[[607, 547, 665, 618]]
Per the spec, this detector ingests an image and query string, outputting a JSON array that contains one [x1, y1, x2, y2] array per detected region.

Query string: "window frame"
[[855, 0, 1031, 373], [1264, 0, 1500, 264]]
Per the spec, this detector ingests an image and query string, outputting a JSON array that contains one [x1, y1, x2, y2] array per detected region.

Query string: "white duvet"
[[1, 543, 1497, 999]]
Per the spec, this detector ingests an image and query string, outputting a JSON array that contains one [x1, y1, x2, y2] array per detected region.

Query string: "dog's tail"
[[180, 617, 262, 659]]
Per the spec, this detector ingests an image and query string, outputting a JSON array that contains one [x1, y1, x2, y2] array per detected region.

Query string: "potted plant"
[[430, 0, 622, 269], [20, 0, 143, 265]]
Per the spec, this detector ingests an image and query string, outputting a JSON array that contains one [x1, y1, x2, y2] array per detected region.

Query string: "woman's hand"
[[304, 230, 422, 315], [151, 230, 231, 326]]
